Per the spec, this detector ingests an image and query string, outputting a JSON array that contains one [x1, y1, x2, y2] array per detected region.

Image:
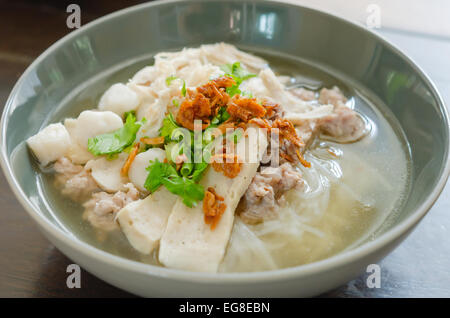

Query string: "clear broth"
[[38, 51, 412, 270]]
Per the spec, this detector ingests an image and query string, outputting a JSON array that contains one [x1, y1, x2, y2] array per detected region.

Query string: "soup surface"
[[31, 44, 411, 272]]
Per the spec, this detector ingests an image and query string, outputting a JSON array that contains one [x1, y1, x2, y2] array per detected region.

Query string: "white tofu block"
[[27, 123, 71, 166], [116, 188, 177, 254], [158, 127, 268, 272], [98, 83, 141, 115]]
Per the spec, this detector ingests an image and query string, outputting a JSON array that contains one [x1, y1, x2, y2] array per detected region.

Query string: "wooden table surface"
[[0, 0, 417, 298], [3, 0, 448, 298], [0, 0, 147, 298]]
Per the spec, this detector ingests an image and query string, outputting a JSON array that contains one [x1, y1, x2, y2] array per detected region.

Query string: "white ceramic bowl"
[[1, 0, 449, 297]]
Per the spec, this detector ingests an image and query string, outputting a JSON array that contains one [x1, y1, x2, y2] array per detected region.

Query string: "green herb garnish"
[[160, 113, 180, 141], [180, 162, 194, 177], [220, 62, 256, 97], [162, 176, 204, 207], [144, 159, 204, 207], [191, 161, 209, 182], [165, 75, 178, 86], [181, 80, 187, 97], [87, 112, 142, 156], [144, 159, 178, 192], [122, 110, 136, 121], [210, 107, 231, 126]]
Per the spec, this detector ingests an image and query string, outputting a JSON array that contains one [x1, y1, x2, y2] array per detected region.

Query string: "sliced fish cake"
[[116, 188, 177, 255], [159, 127, 268, 272]]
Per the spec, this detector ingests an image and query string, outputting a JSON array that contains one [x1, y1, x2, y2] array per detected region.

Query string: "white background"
[[290, 0, 450, 37]]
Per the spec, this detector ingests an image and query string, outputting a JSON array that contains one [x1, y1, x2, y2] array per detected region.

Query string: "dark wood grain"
[[0, 0, 150, 298]]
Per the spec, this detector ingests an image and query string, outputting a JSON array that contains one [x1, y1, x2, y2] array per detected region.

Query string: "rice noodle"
[[221, 154, 334, 272], [31, 43, 408, 273], [222, 143, 395, 272], [219, 218, 278, 272]]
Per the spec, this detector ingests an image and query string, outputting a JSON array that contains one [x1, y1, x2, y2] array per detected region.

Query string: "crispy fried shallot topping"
[[226, 96, 266, 122], [197, 76, 234, 109], [248, 117, 271, 130], [210, 153, 242, 178], [272, 118, 304, 148], [174, 76, 311, 171], [296, 149, 311, 168], [280, 151, 294, 163], [212, 76, 236, 89], [262, 100, 281, 120], [203, 187, 226, 230], [176, 76, 235, 130], [140, 136, 165, 145], [271, 118, 311, 168], [177, 93, 211, 130], [121, 143, 140, 176], [217, 121, 236, 134]]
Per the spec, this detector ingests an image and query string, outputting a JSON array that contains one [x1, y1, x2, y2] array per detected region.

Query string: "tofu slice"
[[85, 153, 128, 192], [116, 188, 177, 255], [158, 127, 268, 272], [27, 123, 71, 166]]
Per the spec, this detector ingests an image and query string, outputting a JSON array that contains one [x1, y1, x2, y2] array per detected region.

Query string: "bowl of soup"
[[1, 0, 449, 297]]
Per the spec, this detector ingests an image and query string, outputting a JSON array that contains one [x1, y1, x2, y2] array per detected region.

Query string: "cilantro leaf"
[[226, 85, 242, 97], [144, 159, 204, 208], [161, 177, 204, 207], [87, 112, 142, 156], [191, 161, 209, 182], [160, 113, 180, 141], [144, 159, 178, 193], [122, 110, 136, 121], [221, 108, 231, 122], [220, 62, 256, 97], [220, 62, 256, 84]]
